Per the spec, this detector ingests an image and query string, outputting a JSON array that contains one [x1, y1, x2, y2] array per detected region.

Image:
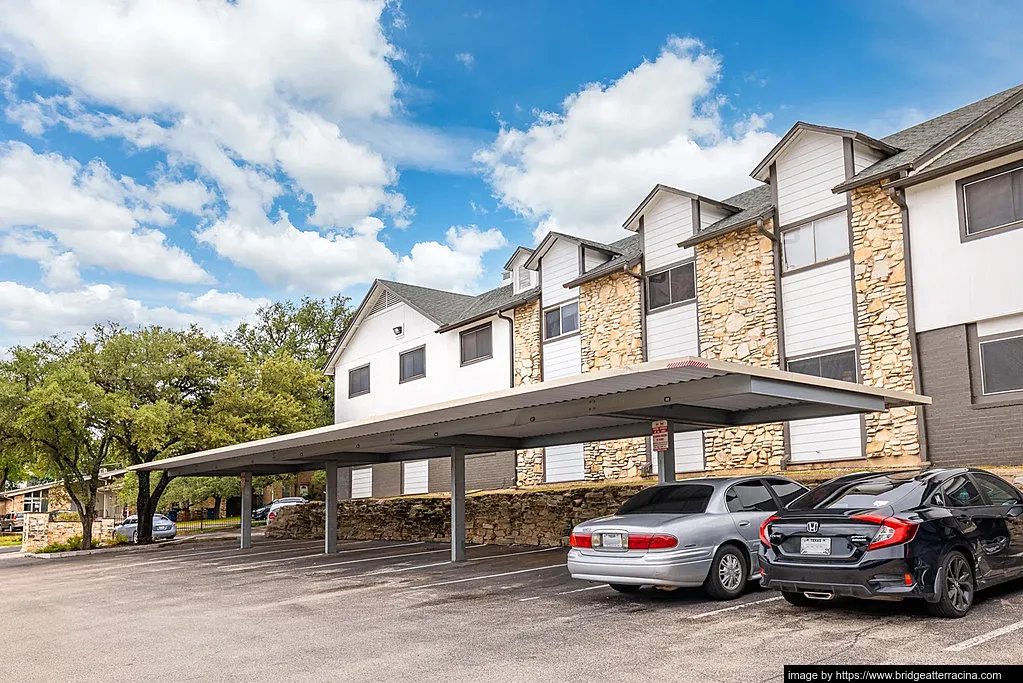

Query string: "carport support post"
[[240, 472, 253, 550], [325, 461, 338, 554], [657, 422, 676, 484], [450, 447, 467, 562]]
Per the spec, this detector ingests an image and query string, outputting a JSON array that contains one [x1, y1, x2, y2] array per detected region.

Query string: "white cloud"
[[475, 36, 780, 243], [395, 225, 507, 292], [179, 289, 270, 318], [455, 52, 474, 68], [0, 142, 211, 283]]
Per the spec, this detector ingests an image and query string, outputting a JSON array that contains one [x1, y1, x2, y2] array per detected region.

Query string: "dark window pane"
[[400, 347, 425, 381], [725, 481, 778, 513], [767, 479, 807, 507], [461, 325, 492, 364], [965, 172, 1017, 234], [544, 309, 561, 338], [942, 476, 985, 508], [561, 302, 579, 334], [669, 263, 696, 303], [461, 332, 476, 364], [648, 271, 671, 309], [980, 336, 1023, 394], [348, 366, 370, 397], [819, 351, 858, 382], [787, 356, 822, 377], [788, 472, 926, 511], [974, 473, 1022, 506], [617, 484, 713, 514], [477, 325, 492, 358]]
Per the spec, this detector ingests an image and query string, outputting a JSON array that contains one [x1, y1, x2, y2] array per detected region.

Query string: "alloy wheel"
[[946, 556, 973, 613], [719, 553, 743, 591]]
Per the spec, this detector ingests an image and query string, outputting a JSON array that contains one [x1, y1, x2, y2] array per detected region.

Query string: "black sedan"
[[759, 468, 1023, 618], [252, 497, 306, 521]]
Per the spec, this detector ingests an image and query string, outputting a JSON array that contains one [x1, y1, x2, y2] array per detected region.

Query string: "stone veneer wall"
[[513, 300, 545, 486], [850, 184, 921, 464], [695, 221, 785, 470], [21, 513, 116, 553], [578, 268, 648, 480]]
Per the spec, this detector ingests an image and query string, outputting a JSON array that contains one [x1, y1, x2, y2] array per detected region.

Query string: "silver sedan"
[[567, 476, 807, 600]]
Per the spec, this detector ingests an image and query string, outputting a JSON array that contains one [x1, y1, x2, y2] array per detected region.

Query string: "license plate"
[[600, 533, 625, 550], [800, 537, 832, 556]]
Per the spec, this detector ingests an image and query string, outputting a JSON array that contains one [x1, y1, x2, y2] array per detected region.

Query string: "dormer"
[[503, 246, 536, 294]]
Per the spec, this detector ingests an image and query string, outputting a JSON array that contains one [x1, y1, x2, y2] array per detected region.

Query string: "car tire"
[[703, 545, 748, 600], [927, 550, 974, 619], [609, 583, 642, 594], [131, 530, 138, 544]]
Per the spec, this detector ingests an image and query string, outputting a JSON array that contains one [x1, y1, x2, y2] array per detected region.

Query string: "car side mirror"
[[1008, 505, 1023, 519]]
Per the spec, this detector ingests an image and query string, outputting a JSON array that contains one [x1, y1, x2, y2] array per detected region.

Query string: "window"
[[974, 473, 1023, 506], [399, 346, 426, 383], [23, 490, 47, 513], [348, 364, 370, 398], [782, 212, 849, 270], [544, 301, 579, 340], [460, 323, 493, 365], [767, 479, 807, 507], [979, 334, 1023, 395], [616, 484, 713, 515], [787, 349, 858, 383], [941, 476, 985, 508], [647, 262, 696, 311], [725, 481, 778, 513], [962, 164, 1023, 236]]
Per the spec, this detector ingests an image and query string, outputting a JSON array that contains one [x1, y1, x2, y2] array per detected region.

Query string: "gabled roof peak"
[[751, 121, 899, 182]]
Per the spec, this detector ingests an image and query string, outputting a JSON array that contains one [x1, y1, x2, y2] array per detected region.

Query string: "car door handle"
[[738, 521, 750, 527]]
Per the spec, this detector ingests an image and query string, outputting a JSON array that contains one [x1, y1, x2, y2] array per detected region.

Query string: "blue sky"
[[0, 0, 1020, 349]]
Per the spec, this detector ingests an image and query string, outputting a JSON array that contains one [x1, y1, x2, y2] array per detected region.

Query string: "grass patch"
[[0, 535, 22, 547]]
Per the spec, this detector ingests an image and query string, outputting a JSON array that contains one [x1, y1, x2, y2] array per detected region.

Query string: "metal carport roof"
[[131, 356, 929, 478]]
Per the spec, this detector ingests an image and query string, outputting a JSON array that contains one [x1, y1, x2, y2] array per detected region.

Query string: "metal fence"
[[173, 516, 266, 534]]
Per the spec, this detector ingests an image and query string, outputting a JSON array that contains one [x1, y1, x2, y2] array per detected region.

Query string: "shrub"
[[53, 512, 81, 523], [35, 535, 100, 554]]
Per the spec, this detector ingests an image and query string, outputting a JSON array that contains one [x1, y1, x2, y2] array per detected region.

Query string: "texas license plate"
[[800, 537, 832, 556], [600, 533, 625, 549]]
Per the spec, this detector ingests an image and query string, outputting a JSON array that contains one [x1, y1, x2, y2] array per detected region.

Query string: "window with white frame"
[[979, 334, 1023, 395], [787, 349, 858, 383], [460, 323, 493, 365], [23, 490, 47, 513], [348, 364, 370, 398], [647, 261, 696, 311], [962, 164, 1023, 237], [544, 301, 579, 340], [782, 212, 849, 271]]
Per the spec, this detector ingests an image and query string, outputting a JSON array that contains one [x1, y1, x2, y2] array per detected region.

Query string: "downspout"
[[886, 183, 930, 465], [622, 263, 647, 361], [497, 309, 516, 388]]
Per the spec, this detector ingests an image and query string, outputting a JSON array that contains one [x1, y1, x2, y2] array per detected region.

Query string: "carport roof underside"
[[131, 357, 930, 478]]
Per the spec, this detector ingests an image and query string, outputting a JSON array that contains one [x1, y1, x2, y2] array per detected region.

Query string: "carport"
[[130, 356, 929, 561]]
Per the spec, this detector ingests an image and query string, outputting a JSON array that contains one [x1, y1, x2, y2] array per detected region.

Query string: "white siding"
[[642, 194, 695, 271], [789, 415, 863, 463], [647, 304, 699, 359], [905, 149, 1023, 332], [853, 141, 885, 174], [545, 443, 584, 482], [402, 461, 429, 495], [351, 468, 373, 498], [583, 248, 609, 272], [781, 260, 856, 357], [977, 312, 1023, 337], [650, 432, 704, 474], [700, 203, 729, 230], [776, 131, 847, 226], [543, 334, 581, 379], [540, 240, 579, 306], [334, 298, 512, 423]]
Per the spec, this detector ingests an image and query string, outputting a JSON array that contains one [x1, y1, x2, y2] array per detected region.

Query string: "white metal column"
[[240, 472, 252, 550], [450, 447, 466, 562], [325, 461, 338, 554], [657, 422, 676, 484]]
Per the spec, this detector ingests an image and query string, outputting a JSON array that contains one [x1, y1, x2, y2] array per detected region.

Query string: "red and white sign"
[[652, 420, 670, 452]]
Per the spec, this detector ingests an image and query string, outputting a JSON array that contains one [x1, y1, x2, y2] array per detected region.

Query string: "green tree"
[[230, 295, 353, 369]]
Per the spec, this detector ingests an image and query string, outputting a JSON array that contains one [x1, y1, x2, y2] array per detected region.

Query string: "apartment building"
[[323, 83, 1023, 498]]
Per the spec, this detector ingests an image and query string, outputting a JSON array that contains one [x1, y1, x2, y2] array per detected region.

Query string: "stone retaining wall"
[[268, 484, 648, 547], [21, 513, 116, 553]]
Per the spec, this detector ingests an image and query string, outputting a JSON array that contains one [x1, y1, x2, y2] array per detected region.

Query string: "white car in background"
[[266, 499, 306, 525]]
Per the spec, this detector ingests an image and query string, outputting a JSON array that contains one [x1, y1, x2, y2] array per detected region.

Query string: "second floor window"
[[460, 323, 493, 365], [348, 364, 370, 398], [962, 164, 1023, 237], [647, 261, 696, 311], [787, 349, 858, 383], [544, 301, 579, 340], [399, 346, 426, 383], [782, 212, 849, 270]]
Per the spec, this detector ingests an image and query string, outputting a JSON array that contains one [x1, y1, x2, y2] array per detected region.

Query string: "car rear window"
[[617, 484, 713, 515], [788, 475, 925, 511]]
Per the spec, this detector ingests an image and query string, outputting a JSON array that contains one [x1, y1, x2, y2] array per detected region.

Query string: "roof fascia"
[[883, 140, 1023, 191], [752, 122, 899, 181], [623, 184, 739, 230], [911, 90, 1023, 172], [502, 246, 535, 271], [677, 207, 775, 249]]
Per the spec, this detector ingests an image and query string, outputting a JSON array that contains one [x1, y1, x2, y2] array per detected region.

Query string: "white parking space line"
[[264, 547, 454, 575], [688, 596, 783, 619], [98, 541, 324, 569], [195, 544, 337, 564], [943, 620, 1023, 652], [217, 553, 325, 571], [412, 564, 566, 590], [365, 546, 561, 575], [557, 585, 608, 595], [202, 541, 424, 566]]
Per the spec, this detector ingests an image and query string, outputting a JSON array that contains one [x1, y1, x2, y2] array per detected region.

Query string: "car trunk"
[[576, 514, 691, 555], [769, 508, 893, 564]]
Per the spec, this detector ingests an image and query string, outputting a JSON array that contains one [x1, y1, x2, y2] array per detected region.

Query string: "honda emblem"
[[806, 521, 820, 533]]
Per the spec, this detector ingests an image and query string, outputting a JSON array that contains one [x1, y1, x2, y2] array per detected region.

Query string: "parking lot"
[[4, 538, 1023, 681]]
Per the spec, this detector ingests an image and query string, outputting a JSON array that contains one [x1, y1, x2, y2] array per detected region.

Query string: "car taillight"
[[627, 533, 678, 550], [852, 514, 918, 550], [569, 532, 592, 548], [759, 515, 779, 547]]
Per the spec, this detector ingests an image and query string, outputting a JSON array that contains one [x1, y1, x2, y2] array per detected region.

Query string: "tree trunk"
[[80, 510, 95, 550], [136, 470, 173, 544]]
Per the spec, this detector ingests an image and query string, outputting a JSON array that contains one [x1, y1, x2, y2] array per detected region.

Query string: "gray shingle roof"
[[378, 280, 478, 326], [563, 233, 643, 288], [678, 184, 775, 248]]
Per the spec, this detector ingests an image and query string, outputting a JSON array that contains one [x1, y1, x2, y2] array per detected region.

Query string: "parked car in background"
[[568, 476, 808, 600], [760, 468, 1023, 618], [266, 499, 307, 525], [114, 514, 177, 543], [253, 497, 306, 521], [1, 512, 25, 533]]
